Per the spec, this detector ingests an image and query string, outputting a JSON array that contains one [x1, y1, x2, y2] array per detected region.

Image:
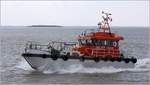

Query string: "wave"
[[16, 58, 150, 74], [15, 58, 34, 71]]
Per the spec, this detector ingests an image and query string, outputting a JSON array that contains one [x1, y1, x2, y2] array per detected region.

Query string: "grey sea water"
[[0, 26, 150, 84]]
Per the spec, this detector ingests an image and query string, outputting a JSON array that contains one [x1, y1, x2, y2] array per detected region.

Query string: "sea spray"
[[16, 58, 150, 74]]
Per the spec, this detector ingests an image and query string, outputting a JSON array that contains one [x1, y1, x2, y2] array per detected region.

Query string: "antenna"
[[98, 11, 112, 33]]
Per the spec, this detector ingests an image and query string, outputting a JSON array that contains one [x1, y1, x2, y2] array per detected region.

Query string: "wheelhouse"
[[73, 11, 124, 58]]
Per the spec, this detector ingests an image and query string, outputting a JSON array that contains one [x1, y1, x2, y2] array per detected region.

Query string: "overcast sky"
[[1, 1, 149, 26]]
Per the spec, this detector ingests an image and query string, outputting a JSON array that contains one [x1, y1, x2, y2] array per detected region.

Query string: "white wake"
[[16, 58, 150, 74]]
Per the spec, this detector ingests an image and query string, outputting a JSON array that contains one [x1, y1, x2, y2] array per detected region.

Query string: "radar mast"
[[98, 11, 112, 33]]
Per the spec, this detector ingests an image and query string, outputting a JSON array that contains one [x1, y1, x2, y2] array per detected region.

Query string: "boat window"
[[91, 40, 118, 46], [78, 39, 82, 45], [92, 39, 96, 46], [113, 41, 118, 47], [106, 40, 114, 46], [78, 39, 87, 45], [105, 40, 118, 47], [78, 39, 93, 45], [86, 39, 93, 45], [92, 40, 105, 46], [111, 41, 117, 47], [98, 40, 105, 46], [78, 39, 119, 46]]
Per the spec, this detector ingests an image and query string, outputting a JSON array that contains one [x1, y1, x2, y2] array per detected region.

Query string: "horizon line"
[[0, 25, 149, 27]]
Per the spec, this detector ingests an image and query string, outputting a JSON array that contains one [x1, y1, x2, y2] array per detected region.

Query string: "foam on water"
[[15, 58, 34, 71], [135, 58, 150, 68], [16, 58, 150, 74]]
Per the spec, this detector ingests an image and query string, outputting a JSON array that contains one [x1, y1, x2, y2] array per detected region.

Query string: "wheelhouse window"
[[93, 40, 105, 46], [78, 39, 93, 45], [78, 39, 86, 45], [78, 39, 118, 47], [86, 39, 93, 45], [106, 40, 113, 46], [105, 40, 118, 47]]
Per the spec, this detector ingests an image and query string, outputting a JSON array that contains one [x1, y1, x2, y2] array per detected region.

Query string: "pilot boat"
[[22, 11, 137, 70]]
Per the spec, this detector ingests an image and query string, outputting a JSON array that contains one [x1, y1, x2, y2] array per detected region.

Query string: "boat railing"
[[24, 41, 49, 53], [24, 41, 77, 53]]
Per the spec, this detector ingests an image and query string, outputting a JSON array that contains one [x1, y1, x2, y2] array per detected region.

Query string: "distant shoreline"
[[0, 25, 149, 28], [27, 25, 63, 27]]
